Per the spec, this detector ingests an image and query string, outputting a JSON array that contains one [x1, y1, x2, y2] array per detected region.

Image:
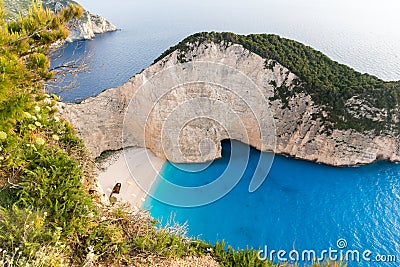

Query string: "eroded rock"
[[58, 42, 400, 166]]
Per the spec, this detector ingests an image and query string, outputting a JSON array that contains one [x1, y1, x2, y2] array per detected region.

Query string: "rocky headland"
[[4, 0, 117, 42], [58, 32, 400, 166]]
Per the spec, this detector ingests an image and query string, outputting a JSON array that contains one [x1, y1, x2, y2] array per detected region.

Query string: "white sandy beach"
[[96, 147, 165, 210]]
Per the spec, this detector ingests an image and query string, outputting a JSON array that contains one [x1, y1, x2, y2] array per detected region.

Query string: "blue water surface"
[[145, 140, 400, 266], [51, 0, 400, 102]]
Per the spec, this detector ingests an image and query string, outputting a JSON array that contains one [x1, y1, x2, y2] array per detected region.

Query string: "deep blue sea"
[[55, 0, 400, 265], [144, 141, 399, 266]]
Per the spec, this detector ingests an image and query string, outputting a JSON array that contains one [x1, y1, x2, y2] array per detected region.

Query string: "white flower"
[[43, 98, 52, 105], [53, 116, 60, 122], [86, 246, 95, 264], [32, 115, 37, 121], [34, 106, 41, 113], [52, 134, 60, 141], [35, 121, 42, 127], [0, 131, 7, 140]]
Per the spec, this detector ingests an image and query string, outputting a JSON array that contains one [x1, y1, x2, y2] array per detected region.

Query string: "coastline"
[[96, 147, 165, 210], [58, 37, 400, 167]]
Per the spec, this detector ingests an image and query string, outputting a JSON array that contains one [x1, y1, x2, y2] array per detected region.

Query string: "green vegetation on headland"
[[0, 1, 347, 265], [155, 32, 400, 134], [3, 0, 80, 20]]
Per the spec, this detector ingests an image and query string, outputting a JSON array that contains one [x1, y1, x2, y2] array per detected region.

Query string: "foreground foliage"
[[3, 0, 80, 21], [0, 2, 348, 266]]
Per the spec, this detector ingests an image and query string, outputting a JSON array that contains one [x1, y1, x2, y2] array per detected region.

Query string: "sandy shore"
[[96, 147, 165, 209]]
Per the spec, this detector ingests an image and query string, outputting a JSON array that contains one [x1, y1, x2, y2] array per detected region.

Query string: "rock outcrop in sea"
[[58, 34, 400, 166], [65, 9, 117, 42]]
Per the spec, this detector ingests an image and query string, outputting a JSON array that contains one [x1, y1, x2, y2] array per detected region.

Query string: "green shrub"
[[212, 241, 275, 267], [0, 206, 59, 257]]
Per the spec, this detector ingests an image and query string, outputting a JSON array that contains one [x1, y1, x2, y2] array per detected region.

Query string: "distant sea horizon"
[[52, 0, 400, 102]]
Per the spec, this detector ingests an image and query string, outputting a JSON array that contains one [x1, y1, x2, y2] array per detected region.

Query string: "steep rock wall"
[[65, 10, 117, 42], [58, 42, 400, 166]]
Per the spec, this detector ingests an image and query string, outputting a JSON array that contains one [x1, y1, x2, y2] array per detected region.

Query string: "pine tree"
[[0, 0, 82, 129]]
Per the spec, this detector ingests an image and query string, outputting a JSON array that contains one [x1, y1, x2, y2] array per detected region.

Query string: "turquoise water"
[[145, 140, 399, 266]]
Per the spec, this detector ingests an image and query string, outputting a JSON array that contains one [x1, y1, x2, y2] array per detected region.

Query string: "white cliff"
[[66, 10, 117, 42], [58, 41, 400, 166]]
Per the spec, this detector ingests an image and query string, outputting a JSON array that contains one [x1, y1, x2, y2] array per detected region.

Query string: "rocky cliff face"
[[65, 10, 117, 42], [4, 0, 117, 42], [42, 0, 117, 42], [58, 41, 400, 166]]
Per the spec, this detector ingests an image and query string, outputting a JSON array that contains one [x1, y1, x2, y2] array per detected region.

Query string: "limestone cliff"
[[4, 0, 117, 42], [65, 9, 117, 42], [58, 34, 400, 166]]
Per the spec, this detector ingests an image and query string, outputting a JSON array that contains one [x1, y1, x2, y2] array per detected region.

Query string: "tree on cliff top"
[[0, 0, 82, 124]]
